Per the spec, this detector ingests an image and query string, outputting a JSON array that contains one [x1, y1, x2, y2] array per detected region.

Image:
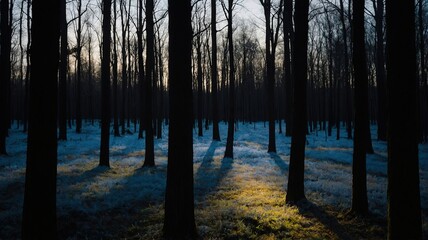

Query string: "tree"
[[373, 0, 387, 141], [143, 0, 155, 167], [283, 0, 293, 137], [212, 0, 221, 141], [113, 0, 120, 137], [351, 0, 369, 215], [59, 0, 68, 140], [137, 0, 146, 140], [120, 0, 128, 135], [286, 0, 309, 204], [260, 0, 283, 153], [386, 0, 422, 238], [0, 0, 11, 155], [164, 0, 196, 238], [21, 0, 60, 237], [99, 0, 112, 167], [222, 0, 236, 159], [75, 0, 84, 134]]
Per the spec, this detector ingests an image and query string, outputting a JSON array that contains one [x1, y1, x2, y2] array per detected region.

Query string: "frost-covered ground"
[[0, 121, 427, 239]]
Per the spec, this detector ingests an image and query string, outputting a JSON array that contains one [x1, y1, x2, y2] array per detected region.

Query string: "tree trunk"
[[386, 0, 422, 238], [59, 0, 67, 140], [137, 0, 145, 139], [224, 0, 236, 159], [75, 0, 82, 134], [211, 0, 220, 141], [164, 0, 196, 238], [286, 0, 309, 204], [374, 0, 387, 141], [144, 0, 155, 167], [0, 0, 11, 154], [21, 0, 60, 237], [351, 0, 369, 215], [120, 0, 128, 135], [99, 0, 112, 167], [284, 0, 293, 137], [113, 0, 120, 137]]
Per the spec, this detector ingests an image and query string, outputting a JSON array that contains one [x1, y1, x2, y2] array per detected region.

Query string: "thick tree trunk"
[[120, 0, 128, 135], [99, 0, 112, 167], [21, 0, 60, 237], [164, 0, 196, 238], [286, 0, 309, 204], [386, 0, 422, 238], [351, 0, 369, 215]]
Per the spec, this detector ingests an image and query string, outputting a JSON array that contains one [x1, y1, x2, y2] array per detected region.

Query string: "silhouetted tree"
[[286, 0, 309, 204], [212, 0, 221, 141], [283, 0, 293, 137], [0, 0, 11, 155], [59, 0, 68, 140], [21, 0, 60, 237], [164, 0, 196, 238], [143, 0, 155, 167], [137, 0, 146, 139], [223, 0, 236, 159], [373, 0, 387, 141], [113, 0, 120, 137], [99, 0, 112, 167], [260, 0, 283, 153], [386, 0, 422, 238], [351, 0, 369, 215]]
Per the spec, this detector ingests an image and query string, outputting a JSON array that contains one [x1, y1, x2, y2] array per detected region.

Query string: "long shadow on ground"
[[194, 141, 233, 201]]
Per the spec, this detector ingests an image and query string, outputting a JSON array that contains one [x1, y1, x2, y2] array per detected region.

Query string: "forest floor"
[[0, 121, 427, 239]]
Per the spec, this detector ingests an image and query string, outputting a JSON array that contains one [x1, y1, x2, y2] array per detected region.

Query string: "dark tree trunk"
[[0, 0, 11, 154], [286, 0, 309, 204], [137, 0, 145, 139], [386, 0, 422, 238], [164, 0, 196, 238], [21, 0, 60, 237], [374, 0, 387, 141], [23, 0, 31, 133], [113, 0, 120, 137], [211, 0, 220, 141], [339, 0, 353, 140], [144, 0, 155, 167], [120, 0, 128, 135], [224, 0, 236, 159], [75, 0, 82, 134], [59, 0, 67, 140], [197, 35, 203, 137], [351, 0, 369, 215], [99, 0, 112, 167], [284, 0, 293, 137], [262, 0, 277, 153]]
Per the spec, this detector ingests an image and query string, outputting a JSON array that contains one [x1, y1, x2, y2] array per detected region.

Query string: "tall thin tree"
[[21, 0, 60, 237], [143, 0, 155, 167], [99, 0, 112, 167], [223, 0, 236, 159], [59, 0, 68, 140], [212, 0, 221, 141], [0, 0, 11, 155], [386, 0, 422, 238], [164, 0, 196, 238]]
